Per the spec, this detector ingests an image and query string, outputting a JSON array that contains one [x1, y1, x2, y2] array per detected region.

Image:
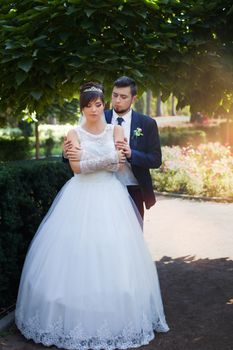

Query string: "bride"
[[15, 82, 169, 349]]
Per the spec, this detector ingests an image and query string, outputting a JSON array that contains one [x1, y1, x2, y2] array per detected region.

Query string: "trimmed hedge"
[[0, 159, 72, 308], [159, 122, 233, 147], [159, 127, 206, 147], [0, 138, 31, 161]]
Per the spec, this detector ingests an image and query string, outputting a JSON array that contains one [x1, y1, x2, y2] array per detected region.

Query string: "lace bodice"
[[75, 124, 117, 182], [76, 124, 116, 158]]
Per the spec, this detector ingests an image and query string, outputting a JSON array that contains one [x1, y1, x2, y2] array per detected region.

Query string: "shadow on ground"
[[150, 256, 233, 350], [0, 256, 232, 350]]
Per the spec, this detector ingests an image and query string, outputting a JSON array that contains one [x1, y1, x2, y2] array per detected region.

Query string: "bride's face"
[[83, 98, 104, 123]]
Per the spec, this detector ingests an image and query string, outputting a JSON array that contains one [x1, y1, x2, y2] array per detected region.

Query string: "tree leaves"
[[15, 71, 27, 85], [0, 0, 233, 119], [84, 9, 96, 17], [18, 58, 33, 72], [30, 91, 43, 101]]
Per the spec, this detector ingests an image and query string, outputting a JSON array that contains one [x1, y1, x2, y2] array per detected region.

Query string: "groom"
[[64, 76, 162, 219]]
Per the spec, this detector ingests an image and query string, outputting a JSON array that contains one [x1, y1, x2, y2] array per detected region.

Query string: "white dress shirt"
[[112, 109, 138, 186]]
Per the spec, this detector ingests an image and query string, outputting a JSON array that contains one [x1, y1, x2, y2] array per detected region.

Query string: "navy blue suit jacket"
[[105, 109, 162, 209]]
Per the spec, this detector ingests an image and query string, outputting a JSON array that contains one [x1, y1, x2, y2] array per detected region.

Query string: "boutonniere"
[[133, 127, 143, 138]]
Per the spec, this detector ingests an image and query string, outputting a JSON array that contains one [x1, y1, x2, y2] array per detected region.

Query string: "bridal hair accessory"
[[83, 86, 103, 93]]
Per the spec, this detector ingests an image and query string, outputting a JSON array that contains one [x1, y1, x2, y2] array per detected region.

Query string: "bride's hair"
[[80, 82, 104, 109]]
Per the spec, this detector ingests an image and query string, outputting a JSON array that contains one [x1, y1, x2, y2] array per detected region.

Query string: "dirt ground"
[[0, 256, 232, 350]]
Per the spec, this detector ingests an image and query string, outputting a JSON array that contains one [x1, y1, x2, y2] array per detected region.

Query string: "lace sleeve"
[[80, 150, 119, 174]]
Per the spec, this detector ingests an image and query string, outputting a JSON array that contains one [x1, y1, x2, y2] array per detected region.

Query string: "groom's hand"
[[63, 136, 72, 158], [123, 142, 132, 159], [66, 147, 82, 161], [115, 138, 131, 159], [63, 136, 82, 160], [115, 137, 128, 150]]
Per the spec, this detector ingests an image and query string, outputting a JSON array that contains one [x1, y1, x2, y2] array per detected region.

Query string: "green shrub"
[[18, 121, 33, 137], [0, 137, 31, 161], [193, 124, 225, 144], [43, 137, 56, 157], [0, 159, 72, 308], [159, 127, 206, 147]]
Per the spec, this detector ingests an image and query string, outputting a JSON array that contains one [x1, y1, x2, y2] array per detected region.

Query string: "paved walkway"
[[145, 195, 233, 260], [154, 115, 190, 127], [1, 196, 233, 350]]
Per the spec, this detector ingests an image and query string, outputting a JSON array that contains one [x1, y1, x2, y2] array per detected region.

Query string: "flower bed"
[[151, 143, 233, 199]]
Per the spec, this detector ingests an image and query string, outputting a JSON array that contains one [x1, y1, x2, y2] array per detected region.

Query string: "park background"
[[0, 1, 232, 349]]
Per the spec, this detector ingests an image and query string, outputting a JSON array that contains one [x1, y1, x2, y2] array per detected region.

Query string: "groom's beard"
[[113, 107, 131, 115]]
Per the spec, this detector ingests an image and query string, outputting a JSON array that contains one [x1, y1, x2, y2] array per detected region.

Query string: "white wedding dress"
[[15, 124, 169, 350]]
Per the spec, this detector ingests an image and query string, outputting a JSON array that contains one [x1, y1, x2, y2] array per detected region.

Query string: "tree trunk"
[[156, 91, 163, 116], [146, 90, 152, 116], [35, 122, 40, 159], [134, 95, 145, 114], [171, 94, 176, 116]]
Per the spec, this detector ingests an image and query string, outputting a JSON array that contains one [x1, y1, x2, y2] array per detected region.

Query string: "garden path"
[[145, 195, 233, 260]]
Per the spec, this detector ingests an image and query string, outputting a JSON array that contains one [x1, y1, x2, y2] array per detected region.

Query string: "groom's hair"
[[113, 76, 137, 96]]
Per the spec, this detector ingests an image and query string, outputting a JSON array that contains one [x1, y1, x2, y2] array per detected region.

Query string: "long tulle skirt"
[[15, 172, 169, 349]]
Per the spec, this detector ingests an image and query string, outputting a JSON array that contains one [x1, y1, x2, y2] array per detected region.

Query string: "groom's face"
[[111, 86, 136, 115]]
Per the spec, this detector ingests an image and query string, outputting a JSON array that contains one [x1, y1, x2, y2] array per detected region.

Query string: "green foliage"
[[21, 98, 80, 126], [18, 120, 33, 137], [0, 137, 31, 161], [0, 124, 71, 160], [42, 130, 56, 157], [159, 122, 233, 147], [0, 159, 72, 308], [159, 127, 206, 146], [1, 0, 233, 118], [0, 127, 22, 137], [36, 98, 80, 124], [192, 123, 228, 145]]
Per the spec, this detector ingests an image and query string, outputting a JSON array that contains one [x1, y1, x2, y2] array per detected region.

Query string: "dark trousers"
[[127, 185, 144, 220]]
